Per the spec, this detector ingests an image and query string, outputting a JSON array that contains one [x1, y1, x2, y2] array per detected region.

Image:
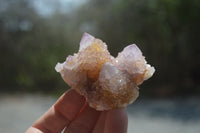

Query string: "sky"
[[0, 0, 88, 31], [32, 0, 88, 16]]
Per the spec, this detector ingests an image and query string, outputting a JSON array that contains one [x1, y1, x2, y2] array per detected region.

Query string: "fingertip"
[[26, 127, 43, 133], [65, 104, 101, 133], [93, 111, 107, 133], [104, 108, 128, 133], [54, 89, 86, 121]]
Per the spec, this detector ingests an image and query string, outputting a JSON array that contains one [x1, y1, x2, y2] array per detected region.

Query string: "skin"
[[26, 89, 128, 133]]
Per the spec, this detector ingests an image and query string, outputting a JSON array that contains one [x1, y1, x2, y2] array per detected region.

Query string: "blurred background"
[[0, 0, 200, 132]]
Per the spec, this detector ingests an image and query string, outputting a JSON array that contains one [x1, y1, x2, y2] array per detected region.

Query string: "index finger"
[[26, 89, 86, 133]]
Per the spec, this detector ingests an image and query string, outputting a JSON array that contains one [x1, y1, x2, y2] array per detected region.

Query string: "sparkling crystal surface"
[[55, 32, 155, 110]]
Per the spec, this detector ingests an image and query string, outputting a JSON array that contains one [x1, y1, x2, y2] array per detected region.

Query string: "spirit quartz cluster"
[[55, 33, 155, 110]]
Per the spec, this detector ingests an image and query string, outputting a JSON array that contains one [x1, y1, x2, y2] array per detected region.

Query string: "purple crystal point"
[[79, 32, 95, 51], [117, 44, 143, 61], [115, 44, 146, 75]]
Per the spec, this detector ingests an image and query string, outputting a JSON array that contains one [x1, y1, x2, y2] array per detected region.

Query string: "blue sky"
[[32, 0, 88, 16]]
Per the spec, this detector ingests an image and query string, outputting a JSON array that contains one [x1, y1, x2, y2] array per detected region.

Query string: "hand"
[[26, 89, 128, 133]]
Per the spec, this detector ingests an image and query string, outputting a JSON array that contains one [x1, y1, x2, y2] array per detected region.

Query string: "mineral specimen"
[[55, 33, 155, 110]]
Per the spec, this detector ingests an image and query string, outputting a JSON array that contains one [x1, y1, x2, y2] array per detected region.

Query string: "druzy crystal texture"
[[55, 33, 155, 110]]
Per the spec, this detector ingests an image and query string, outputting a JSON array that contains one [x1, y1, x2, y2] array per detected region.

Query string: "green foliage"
[[0, 0, 199, 96], [76, 0, 200, 96]]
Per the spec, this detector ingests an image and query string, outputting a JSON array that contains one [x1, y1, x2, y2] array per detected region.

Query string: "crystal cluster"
[[55, 33, 155, 110]]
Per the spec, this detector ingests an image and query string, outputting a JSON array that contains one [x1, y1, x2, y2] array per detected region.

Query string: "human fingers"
[[26, 89, 86, 133], [92, 111, 107, 133], [64, 104, 101, 133], [104, 108, 128, 133]]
